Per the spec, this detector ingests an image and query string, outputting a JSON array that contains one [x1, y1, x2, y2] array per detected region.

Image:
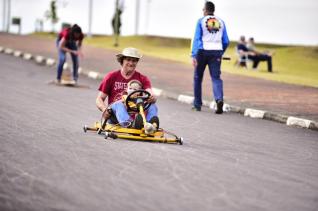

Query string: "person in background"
[[247, 37, 273, 72], [236, 35, 250, 67], [191, 1, 229, 114], [56, 24, 84, 83]]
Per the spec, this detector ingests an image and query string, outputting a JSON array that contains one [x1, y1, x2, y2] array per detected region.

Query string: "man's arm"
[[190, 19, 203, 67], [59, 37, 80, 56], [96, 91, 110, 118], [77, 39, 84, 58], [145, 88, 157, 103], [237, 44, 254, 57], [222, 22, 229, 52]]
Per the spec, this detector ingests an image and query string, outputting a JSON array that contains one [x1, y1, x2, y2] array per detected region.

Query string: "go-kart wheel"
[[108, 132, 118, 139], [104, 132, 118, 139], [83, 125, 88, 133], [125, 89, 152, 112], [97, 128, 103, 134], [178, 137, 183, 145]]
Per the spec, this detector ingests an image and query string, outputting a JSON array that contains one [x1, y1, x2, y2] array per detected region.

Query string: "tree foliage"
[[45, 0, 59, 32]]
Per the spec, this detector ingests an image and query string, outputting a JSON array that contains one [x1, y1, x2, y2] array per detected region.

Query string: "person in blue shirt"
[[191, 1, 229, 114]]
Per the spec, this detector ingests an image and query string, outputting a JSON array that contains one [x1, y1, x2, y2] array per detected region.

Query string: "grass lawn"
[[34, 33, 318, 88]]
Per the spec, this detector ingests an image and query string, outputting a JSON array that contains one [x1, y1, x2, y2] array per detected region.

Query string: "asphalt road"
[[0, 54, 318, 211]]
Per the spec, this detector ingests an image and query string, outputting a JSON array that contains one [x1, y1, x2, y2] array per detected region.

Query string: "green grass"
[[33, 32, 318, 88]]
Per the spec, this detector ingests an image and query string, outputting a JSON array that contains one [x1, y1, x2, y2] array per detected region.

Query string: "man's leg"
[[70, 53, 79, 81], [57, 50, 66, 81], [258, 54, 272, 72], [69, 42, 79, 81], [207, 53, 223, 102], [252, 58, 260, 69], [248, 55, 259, 69], [207, 51, 224, 114], [193, 51, 206, 110], [267, 56, 273, 72], [110, 101, 132, 127], [146, 104, 158, 122]]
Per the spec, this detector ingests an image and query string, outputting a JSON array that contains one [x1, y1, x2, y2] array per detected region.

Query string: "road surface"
[[0, 54, 317, 211]]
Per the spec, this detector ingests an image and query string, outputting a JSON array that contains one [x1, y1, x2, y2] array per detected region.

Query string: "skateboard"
[[47, 80, 89, 88]]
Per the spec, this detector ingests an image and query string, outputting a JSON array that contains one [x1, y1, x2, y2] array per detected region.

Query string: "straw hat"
[[116, 47, 142, 59]]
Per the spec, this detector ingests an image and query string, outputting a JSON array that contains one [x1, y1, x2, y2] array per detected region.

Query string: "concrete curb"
[[244, 108, 266, 119], [23, 53, 33, 60], [46, 58, 56, 66], [1, 47, 317, 131], [4, 48, 14, 55], [13, 50, 22, 57], [35, 55, 45, 65]]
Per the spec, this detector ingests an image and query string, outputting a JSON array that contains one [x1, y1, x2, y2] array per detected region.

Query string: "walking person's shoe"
[[215, 100, 224, 114], [191, 106, 201, 111]]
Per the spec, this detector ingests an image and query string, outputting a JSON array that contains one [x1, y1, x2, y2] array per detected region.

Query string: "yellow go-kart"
[[83, 90, 183, 145]]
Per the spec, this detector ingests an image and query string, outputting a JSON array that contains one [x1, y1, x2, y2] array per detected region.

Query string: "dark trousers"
[[249, 54, 272, 72], [193, 50, 223, 108]]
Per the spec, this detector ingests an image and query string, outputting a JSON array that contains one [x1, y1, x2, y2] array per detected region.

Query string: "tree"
[[112, 0, 124, 46], [111, 7, 122, 36], [45, 0, 59, 33]]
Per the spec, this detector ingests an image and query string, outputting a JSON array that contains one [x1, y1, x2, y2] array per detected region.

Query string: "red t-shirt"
[[58, 28, 84, 42], [98, 70, 152, 104]]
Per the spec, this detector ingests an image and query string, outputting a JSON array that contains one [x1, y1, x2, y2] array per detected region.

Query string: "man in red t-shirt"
[[56, 24, 84, 83], [96, 47, 159, 129]]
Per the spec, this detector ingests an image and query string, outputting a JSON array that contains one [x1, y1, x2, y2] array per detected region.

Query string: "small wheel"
[[108, 132, 118, 139], [104, 132, 109, 139], [178, 137, 183, 145], [83, 125, 88, 133], [97, 128, 103, 134]]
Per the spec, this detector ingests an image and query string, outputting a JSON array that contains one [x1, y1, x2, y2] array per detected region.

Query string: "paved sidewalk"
[[1, 33, 318, 124]]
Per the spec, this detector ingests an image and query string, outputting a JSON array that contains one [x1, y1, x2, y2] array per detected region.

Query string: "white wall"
[[1, 0, 318, 45]]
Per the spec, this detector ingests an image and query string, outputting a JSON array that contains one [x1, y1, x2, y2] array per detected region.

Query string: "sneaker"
[[54, 79, 61, 84], [191, 106, 201, 111], [144, 122, 156, 134], [149, 116, 160, 129], [70, 79, 77, 85], [215, 100, 223, 114], [132, 114, 143, 129]]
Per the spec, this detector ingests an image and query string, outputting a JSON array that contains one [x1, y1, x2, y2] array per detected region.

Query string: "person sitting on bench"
[[247, 37, 273, 72]]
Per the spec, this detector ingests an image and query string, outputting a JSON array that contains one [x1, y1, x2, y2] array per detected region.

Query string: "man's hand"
[[71, 50, 84, 58], [96, 91, 109, 118], [192, 57, 197, 67], [70, 50, 78, 55], [77, 50, 84, 59], [102, 108, 111, 119], [147, 95, 157, 104]]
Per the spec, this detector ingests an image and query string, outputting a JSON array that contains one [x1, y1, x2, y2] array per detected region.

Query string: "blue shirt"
[[237, 43, 248, 52], [191, 15, 229, 58]]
